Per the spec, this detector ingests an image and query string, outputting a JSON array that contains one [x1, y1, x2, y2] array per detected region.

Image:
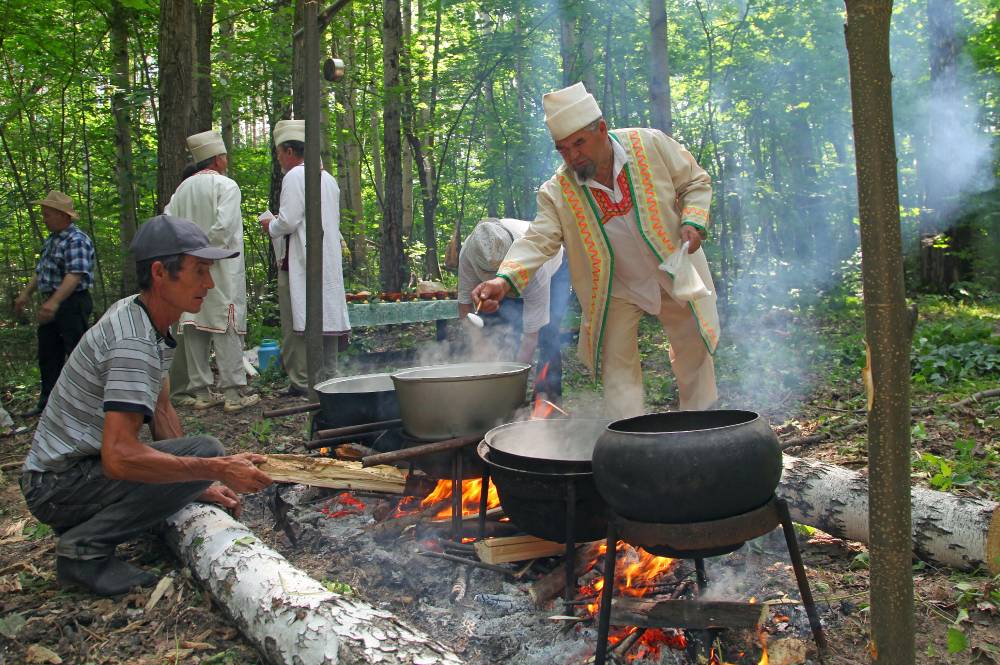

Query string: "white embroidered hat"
[[461, 219, 516, 285], [274, 119, 305, 147], [186, 130, 226, 163], [543, 82, 602, 141]]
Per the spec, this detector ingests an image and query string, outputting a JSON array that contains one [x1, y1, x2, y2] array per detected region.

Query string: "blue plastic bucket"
[[258, 339, 281, 371]]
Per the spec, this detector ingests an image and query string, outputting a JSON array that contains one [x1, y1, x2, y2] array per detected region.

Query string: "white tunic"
[[268, 164, 350, 333], [164, 170, 247, 333]]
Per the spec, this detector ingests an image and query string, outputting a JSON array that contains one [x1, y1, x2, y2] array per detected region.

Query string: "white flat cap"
[[186, 130, 226, 163], [543, 82, 602, 141], [460, 219, 516, 285], [274, 119, 305, 147]]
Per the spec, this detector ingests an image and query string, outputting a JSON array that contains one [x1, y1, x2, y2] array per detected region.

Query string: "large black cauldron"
[[592, 410, 781, 524]]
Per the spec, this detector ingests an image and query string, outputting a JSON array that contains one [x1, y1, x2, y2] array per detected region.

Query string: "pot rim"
[[606, 409, 763, 435], [477, 441, 594, 479], [391, 362, 530, 384], [315, 372, 396, 395], [484, 417, 611, 465]]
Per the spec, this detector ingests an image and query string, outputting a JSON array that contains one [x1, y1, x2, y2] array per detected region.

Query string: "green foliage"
[[23, 522, 52, 541], [321, 579, 354, 595], [911, 319, 1000, 385], [913, 438, 997, 493]]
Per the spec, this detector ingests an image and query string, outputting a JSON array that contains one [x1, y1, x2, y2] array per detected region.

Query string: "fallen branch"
[[779, 454, 1000, 573], [529, 541, 604, 607], [165, 504, 462, 664], [415, 549, 516, 576]]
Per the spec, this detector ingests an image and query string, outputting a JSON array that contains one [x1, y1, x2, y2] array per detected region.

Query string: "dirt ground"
[[1, 350, 998, 664]]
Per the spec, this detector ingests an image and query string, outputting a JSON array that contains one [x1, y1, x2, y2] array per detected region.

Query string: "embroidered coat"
[[164, 171, 247, 334], [498, 127, 720, 375]]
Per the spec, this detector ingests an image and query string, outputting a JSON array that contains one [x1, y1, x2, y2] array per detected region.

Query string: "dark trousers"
[[481, 257, 571, 401], [20, 436, 223, 560], [37, 289, 92, 406]]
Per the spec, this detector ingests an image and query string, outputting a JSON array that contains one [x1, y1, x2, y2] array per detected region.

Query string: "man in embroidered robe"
[[473, 82, 721, 418], [164, 130, 259, 413], [259, 119, 350, 395]]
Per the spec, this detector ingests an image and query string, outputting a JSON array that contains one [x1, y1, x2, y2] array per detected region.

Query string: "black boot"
[[56, 556, 158, 596]]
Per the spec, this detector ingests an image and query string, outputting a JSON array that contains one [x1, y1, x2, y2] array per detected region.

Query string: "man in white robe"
[[259, 120, 350, 395], [165, 130, 259, 412], [473, 83, 720, 417]]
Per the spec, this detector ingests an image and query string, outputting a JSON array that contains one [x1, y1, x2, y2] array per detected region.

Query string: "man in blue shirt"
[[14, 191, 95, 416]]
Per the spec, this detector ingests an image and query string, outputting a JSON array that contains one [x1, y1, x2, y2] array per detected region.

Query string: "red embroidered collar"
[[589, 169, 633, 224]]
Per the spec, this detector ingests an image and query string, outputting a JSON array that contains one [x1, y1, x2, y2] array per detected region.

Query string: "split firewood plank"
[[259, 454, 406, 494], [530, 540, 604, 606], [474, 535, 566, 564], [778, 454, 1000, 573], [611, 598, 766, 631], [164, 503, 462, 665]]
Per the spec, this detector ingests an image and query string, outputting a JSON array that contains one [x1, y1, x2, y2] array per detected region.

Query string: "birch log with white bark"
[[778, 454, 1000, 573], [165, 503, 463, 665]]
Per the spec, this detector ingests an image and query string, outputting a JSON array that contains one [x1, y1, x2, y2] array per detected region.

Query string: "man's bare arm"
[[101, 411, 272, 493], [150, 377, 183, 441]]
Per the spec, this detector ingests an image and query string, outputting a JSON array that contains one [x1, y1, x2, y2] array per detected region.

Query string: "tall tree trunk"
[[109, 0, 139, 298], [267, 0, 294, 279], [400, 0, 414, 239], [292, 0, 305, 117], [341, 9, 365, 277], [381, 0, 406, 291], [218, 15, 235, 152], [558, 0, 579, 86], [919, 0, 968, 292], [648, 0, 672, 134], [844, 2, 914, 663], [192, 0, 214, 132], [157, 0, 195, 212]]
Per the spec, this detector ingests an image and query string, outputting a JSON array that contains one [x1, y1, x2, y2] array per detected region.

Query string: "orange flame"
[[758, 627, 769, 665], [419, 478, 500, 518]]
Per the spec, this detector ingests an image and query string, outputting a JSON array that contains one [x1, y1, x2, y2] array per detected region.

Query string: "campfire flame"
[[419, 478, 500, 518], [529, 363, 568, 419]]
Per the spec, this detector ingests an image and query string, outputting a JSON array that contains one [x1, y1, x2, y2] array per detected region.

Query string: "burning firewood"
[[529, 541, 605, 606]]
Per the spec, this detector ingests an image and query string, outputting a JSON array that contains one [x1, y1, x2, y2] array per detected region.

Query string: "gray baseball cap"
[[131, 214, 239, 262]]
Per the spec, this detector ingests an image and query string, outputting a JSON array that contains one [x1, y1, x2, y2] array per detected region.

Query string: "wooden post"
[[304, 0, 323, 396]]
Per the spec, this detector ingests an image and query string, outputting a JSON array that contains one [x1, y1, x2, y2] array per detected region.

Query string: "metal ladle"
[[467, 301, 484, 328]]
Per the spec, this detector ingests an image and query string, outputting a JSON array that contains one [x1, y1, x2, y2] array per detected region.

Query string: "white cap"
[[543, 82, 602, 141], [461, 219, 516, 285], [186, 130, 226, 163], [274, 119, 305, 146]]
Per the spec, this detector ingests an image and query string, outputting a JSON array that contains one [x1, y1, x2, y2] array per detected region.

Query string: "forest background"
[[0, 0, 998, 361]]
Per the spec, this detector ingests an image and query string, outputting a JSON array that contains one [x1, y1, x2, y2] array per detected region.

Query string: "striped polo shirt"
[[23, 296, 176, 473]]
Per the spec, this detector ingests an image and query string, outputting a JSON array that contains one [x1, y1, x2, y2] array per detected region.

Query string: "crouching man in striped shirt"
[[19, 215, 273, 597]]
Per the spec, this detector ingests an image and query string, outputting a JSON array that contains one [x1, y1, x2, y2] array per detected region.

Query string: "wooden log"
[[778, 454, 1000, 573], [474, 535, 566, 564], [610, 598, 766, 631], [529, 540, 604, 606], [259, 454, 406, 494], [314, 418, 403, 440], [361, 435, 481, 467], [370, 500, 449, 542], [164, 504, 462, 665], [262, 403, 320, 418]]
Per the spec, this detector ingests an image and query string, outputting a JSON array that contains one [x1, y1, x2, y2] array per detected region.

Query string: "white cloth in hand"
[[658, 241, 712, 302]]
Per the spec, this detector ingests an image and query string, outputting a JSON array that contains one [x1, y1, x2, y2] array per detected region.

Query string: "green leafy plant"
[[322, 579, 354, 595], [23, 522, 52, 540], [913, 439, 992, 492]]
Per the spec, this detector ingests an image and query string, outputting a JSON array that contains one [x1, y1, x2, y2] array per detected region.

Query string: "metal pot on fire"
[[477, 419, 612, 543], [592, 410, 782, 524], [314, 373, 400, 430], [391, 362, 530, 440]]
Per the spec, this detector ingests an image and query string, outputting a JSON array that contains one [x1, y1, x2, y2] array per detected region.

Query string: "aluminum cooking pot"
[[314, 373, 400, 429], [391, 362, 530, 440]]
